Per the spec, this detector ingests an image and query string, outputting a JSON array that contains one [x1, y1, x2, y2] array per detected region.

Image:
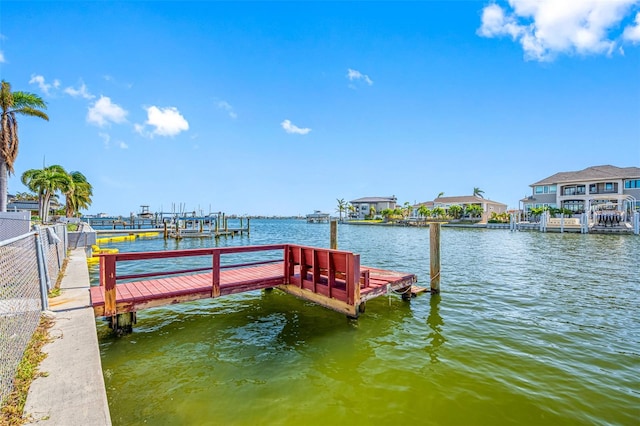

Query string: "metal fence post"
[[34, 227, 50, 311]]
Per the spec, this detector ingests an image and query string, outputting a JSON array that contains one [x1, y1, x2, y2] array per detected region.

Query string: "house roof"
[[350, 196, 397, 204], [6, 200, 40, 210], [532, 165, 640, 186], [414, 195, 506, 208], [435, 195, 506, 206]]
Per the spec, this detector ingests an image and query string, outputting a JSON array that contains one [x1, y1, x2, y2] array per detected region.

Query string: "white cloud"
[[347, 68, 373, 86], [87, 96, 128, 127], [136, 106, 189, 137], [478, 0, 640, 61], [29, 74, 55, 95], [217, 100, 237, 119], [98, 132, 128, 149], [65, 82, 94, 99], [623, 12, 640, 42], [281, 119, 311, 135], [98, 132, 111, 148], [0, 51, 4, 63]]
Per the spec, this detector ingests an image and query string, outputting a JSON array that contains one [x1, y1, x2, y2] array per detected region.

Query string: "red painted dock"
[[90, 244, 417, 320]]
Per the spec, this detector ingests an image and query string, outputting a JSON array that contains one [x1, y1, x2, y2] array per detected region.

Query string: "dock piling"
[[330, 220, 338, 250], [430, 222, 441, 294]]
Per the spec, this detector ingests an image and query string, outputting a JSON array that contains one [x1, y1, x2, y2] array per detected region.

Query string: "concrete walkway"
[[24, 248, 112, 425]]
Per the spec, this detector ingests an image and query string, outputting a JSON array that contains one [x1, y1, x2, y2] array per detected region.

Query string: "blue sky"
[[1, 0, 639, 216]]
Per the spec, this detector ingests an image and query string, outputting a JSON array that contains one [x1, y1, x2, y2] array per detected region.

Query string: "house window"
[[549, 185, 557, 193], [576, 185, 586, 195], [625, 179, 640, 189], [563, 186, 576, 196], [562, 200, 584, 213], [535, 186, 544, 194], [604, 182, 616, 193], [589, 184, 597, 194]]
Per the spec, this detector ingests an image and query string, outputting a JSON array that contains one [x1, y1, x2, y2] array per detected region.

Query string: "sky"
[[1, 0, 639, 217]]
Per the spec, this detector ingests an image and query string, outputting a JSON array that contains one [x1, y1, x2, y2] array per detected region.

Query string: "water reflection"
[[426, 294, 445, 364]]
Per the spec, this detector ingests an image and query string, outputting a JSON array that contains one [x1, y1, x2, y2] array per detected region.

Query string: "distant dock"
[[84, 212, 250, 239]]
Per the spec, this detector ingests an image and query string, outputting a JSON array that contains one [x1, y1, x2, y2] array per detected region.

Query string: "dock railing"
[[98, 244, 365, 317]]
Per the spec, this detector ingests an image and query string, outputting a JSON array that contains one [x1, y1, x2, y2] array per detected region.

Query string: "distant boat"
[[306, 210, 330, 223], [138, 205, 154, 219]]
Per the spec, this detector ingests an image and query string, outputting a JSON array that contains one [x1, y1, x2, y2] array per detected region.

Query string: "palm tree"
[[348, 204, 356, 219], [473, 187, 485, 198], [436, 192, 444, 199], [0, 80, 49, 212], [21, 165, 71, 222], [65, 171, 93, 217], [402, 201, 412, 219], [432, 206, 446, 219], [417, 204, 431, 224], [448, 204, 463, 219], [336, 198, 346, 221], [465, 204, 484, 218]]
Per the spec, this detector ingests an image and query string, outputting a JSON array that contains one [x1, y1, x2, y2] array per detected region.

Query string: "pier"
[[85, 212, 250, 239], [90, 244, 417, 331]]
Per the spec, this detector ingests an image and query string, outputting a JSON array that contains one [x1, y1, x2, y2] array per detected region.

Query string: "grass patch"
[[48, 255, 69, 299], [0, 315, 54, 425]]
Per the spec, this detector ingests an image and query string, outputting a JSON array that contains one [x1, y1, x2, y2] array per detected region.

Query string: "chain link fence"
[[0, 224, 68, 406]]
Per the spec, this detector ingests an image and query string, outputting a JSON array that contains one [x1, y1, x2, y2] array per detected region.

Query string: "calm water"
[[93, 219, 640, 425]]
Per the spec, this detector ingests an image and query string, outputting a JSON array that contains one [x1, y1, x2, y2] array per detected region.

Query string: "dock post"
[[163, 221, 168, 239], [247, 218, 250, 235], [330, 220, 338, 250], [112, 312, 136, 334], [430, 222, 441, 294], [240, 217, 244, 235], [224, 215, 228, 232]]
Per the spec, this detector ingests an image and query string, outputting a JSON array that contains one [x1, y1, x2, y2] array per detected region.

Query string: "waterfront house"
[[349, 196, 397, 219], [412, 196, 507, 220], [522, 165, 640, 215]]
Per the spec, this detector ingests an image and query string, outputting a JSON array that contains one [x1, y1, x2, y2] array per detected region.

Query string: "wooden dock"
[[90, 244, 417, 330]]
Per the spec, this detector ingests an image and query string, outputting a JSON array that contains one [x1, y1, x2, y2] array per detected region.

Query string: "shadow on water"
[[426, 294, 444, 364]]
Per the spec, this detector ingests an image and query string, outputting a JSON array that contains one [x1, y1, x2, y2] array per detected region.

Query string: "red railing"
[[99, 244, 363, 317]]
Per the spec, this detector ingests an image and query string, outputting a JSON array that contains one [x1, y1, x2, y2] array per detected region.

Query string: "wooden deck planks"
[[90, 261, 416, 317]]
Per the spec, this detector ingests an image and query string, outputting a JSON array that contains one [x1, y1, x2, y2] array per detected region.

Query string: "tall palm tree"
[[0, 80, 49, 211], [21, 165, 71, 222], [336, 198, 346, 221], [473, 187, 485, 198], [65, 171, 93, 217], [436, 192, 444, 199]]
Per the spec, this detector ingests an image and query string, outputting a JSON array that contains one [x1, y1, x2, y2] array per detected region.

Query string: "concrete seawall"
[[24, 248, 111, 425]]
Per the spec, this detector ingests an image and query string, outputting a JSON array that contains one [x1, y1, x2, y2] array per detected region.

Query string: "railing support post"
[[212, 251, 221, 297], [430, 222, 441, 295], [101, 254, 117, 317]]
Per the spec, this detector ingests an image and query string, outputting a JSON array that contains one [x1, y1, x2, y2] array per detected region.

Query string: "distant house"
[[5, 194, 62, 217], [349, 196, 397, 219], [413, 195, 507, 219], [522, 165, 640, 214]]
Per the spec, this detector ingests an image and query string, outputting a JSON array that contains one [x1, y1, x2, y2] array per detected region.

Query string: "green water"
[[95, 220, 640, 425]]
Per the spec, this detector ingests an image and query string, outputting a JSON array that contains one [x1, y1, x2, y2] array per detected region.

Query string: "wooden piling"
[[430, 222, 441, 294], [330, 220, 338, 250]]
